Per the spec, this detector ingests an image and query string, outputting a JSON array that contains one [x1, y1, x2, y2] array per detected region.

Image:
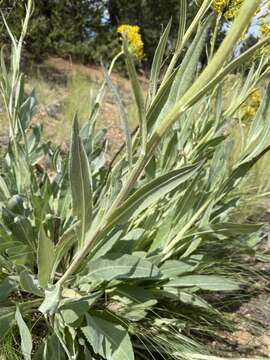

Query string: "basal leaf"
[[82, 313, 134, 360], [160, 259, 198, 278], [165, 275, 239, 291], [80, 254, 160, 283], [43, 334, 66, 360], [15, 307, 32, 360], [0, 276, 18, 301], [37, 226, 54, 288], [60, 292, 101, 326], [0, 306, 15, 339], [39, 284, 61, 315], [20, 270, 43, 297]]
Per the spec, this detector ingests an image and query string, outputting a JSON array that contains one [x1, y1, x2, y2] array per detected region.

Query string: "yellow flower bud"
[[117, 25, 144, 60]]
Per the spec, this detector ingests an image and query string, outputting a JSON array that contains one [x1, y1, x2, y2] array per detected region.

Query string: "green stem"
[[161, 0, 212, 86], [155, 0, 260, 141]]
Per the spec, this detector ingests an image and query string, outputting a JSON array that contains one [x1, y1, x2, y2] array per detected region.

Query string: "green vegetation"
[[0, 0, 270, 359], [0, 0, 259, 66]]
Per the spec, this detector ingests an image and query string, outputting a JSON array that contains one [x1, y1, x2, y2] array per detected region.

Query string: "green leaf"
[[53, 222, 79, 276], [20, 270, 43, 297], [0, 254, 13, 273], [146, 68, 177, 131], [82, 313, 134, 360], [91, 229, 123, 260], [165, 275, 239, 291], [0, 276, 18, 301], [108, 162, 202, 226], [181, 237, 202, 258], [37, 225, 54, 288], [176, 0, 187, 50], [69, 115, 92, 248], [0, 306, 15, 339], [154, 19, 211, 129], [110, 228, 145, 254], [15, 307, 32, 360], [80, 254, 160, 282], [43, 334, 66, 360], [60, 292, 101, 326], [240, 85, 270, 164], [211, 222, 262, 236], [123, 38, 147, 151], [162, 289, 211, 309], [115, 285, 155, 304], [148, 19, 172, 102], [160, 260, 198, 278], [0, 176, 10, 200], [103, 65, 132, 167], [39, 284, 61, 315]]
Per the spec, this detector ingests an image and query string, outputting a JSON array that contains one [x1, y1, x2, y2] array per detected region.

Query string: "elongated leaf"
[[43, 334, 66, 360], [176, 0, 187, 50], [0, 276, 18, 301], [146, 67, 178, 131], [162, 289, 211, 309], [39, 284, 61, 315], [160, 260, 198, 278], [148, 19, 172, 102], [218, 145, 270, 196], [181, 237, 202, 258], [123, 38, 147, 151], [69, 115, 92, 247], [82, 313, 134, 360], [0, 306, 15, 338], [60, 292, 101, 326], [115, 285, 155, 304], [240, 85, 270, 164], [0, 176, 10, 200], [165, 275, 239, 291], [80, 254, 160, 282], [103, 65, 132, 167], [0, 254, 13, 273], [211, 222, 262, 236], [154, 18, 211, 129], [15, 307, 32, 360], [108, 162, 202, 226], [53, 222, 78, 276], [37, 226, 54, 288], [20, 270, 43, 297], [91, 229, 123, 260]]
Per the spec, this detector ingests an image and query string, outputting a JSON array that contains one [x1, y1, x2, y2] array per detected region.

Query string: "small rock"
[[46, 102, 61, 119], [261, 334, 270, 354]]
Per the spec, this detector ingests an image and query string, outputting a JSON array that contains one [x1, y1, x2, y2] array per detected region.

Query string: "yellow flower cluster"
[[260, 23, 270, 36], [212, 0, 243, 20], [117, 25, 144, 60], [241, 89, 262, 120], [258, 2, 270, 56]]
